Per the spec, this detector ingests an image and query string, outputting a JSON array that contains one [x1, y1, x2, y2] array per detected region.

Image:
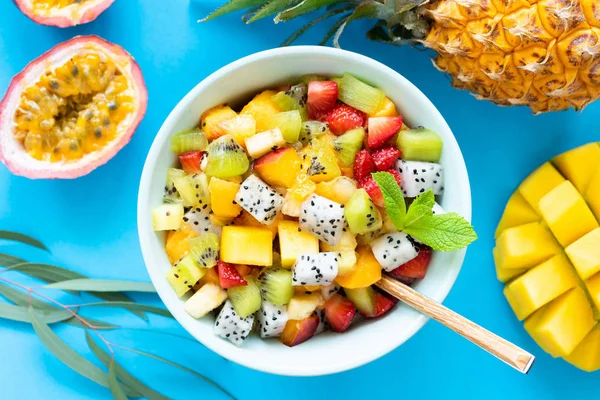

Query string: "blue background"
[[0, 0, 598, 398]]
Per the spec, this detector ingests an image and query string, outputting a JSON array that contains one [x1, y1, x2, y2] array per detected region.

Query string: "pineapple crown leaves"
[[201, 0, 431, 47], [0, 230, 236, 400]]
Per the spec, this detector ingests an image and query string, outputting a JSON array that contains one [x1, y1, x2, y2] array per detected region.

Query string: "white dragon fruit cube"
[[370, 232, 419, 272], [292, 252, 340, 286], [299, 194, 346, 246], [257, 301, 289, 338], [235, 175, 284, 225], [214, 300, 255, 346], [183, 207, 222, 236], [396, 159, 444, 198]]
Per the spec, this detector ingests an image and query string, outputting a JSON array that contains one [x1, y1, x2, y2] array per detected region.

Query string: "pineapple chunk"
[[184, 283, 228, 318], [200, 105, 237, 140], [152, 204, 184, 231], [287, 292, 324, 320], [538, 181, 598, 247], [208, 177, 242, 219], [278, 220, 319, 268], [214, 114, 256, 147], [244, 127, 286, 159], [314, 177, 357, 205], [566, 228, 600, 280], [320, 230, 358, 252], [241, 90, 281, 132], [518, 163, 565, 212], [552, 143, 600, 193], [564, 325, 600, 372], [526, 287, 596, 357], [503, 253, 578, 320], [493, 247, 527, 283], [495, 191, 540, 238], [220, 226, 273, 266], [496, 222, 561, 270], [585, 166, 600, 221]]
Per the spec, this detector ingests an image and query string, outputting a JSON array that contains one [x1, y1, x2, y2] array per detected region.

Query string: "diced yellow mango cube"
[[369, 97, 398, 117], [493, 247, 527, 282], [539, 181, 599, 247], [496, 222, 560, 269], [585, 166, 600, 221], [552, 143, 600, 193], [585, 272, 600, 311], [495, 191, 540, 238], [200, 105, 237, 140], [208, 177, 242, 219], [241, 90, 281, 132], [518, 163, 565, 212], [564, 324, 600, 372], [524, 307, 561, 358], [503, 253, 578, 320], [566, 228, 600, 280], [220, 226, 273, 266], [278, 220, 319, 268], [527, 287, 596, 357]]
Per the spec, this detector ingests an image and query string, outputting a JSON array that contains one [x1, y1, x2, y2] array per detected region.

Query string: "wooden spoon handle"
[[376, 276, 535, 374]]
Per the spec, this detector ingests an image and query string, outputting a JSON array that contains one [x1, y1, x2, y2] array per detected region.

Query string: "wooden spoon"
[[376, 275, 535, 374]]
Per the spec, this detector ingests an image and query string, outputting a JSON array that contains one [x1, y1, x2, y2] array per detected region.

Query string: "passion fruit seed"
[[14, 52, 134, 163]]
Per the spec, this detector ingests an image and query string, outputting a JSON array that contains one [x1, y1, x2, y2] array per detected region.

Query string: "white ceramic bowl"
[[138, 46, 471, 376]]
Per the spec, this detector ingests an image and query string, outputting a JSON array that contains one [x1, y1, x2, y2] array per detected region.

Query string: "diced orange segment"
[[254, 147, 301, 188], [336, 246, 381, 289], [539, 181, 598, 247], [566, 228, 600, 280], [165, 225, 198, 265], [278, 220, 319, 268], [241, 90, 281, 132], [208, 177, 242, 219], [369, 97, 398, 117], [220, 226, 273, 266], [503, 253, 578, 320], [495, 191, 540, 238], [518, 163, 565, 212], [552, 143, 600, 193], [564, 324, 600, 372], [200, 105, 237, 140], [496, 222, 560, 269]]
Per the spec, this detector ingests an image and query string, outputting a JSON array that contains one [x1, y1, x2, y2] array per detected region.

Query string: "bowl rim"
[[138, 45, 472, 376]]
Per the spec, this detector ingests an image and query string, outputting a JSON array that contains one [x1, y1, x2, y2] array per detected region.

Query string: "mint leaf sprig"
[[372, 172, 477, 251]]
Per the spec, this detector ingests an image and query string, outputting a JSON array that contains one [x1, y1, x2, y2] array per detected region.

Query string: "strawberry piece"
[[371, 293, 397, 318], [359, 169, 402, 207], [389, 246, 433, 279], [217, 260, 247, 289], [322, 103, 366, 135], [324, 293, 356, 332], [280, 314, 320, 347], [371, 147, 402, 171], [307, 81, 338, 119], [367, 116, 403, 149], [353, 150, 375, 182], [179, 151, 204, 173]]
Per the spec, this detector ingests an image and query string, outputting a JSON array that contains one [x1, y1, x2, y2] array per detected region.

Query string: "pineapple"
[[494, 142, 600, 372], [204, 0, 600, 113]]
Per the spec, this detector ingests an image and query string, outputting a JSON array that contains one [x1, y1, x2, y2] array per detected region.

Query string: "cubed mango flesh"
[[233, 210, 281, 240], [200, 105, 237, 140], [278, 220, 319, 268], [220, 226, 273, 266], [369, 97, 398, 117], [585, 272, 600, 311], [518, 163, 565, 212], [165, 225, 198, 265], [564, 324, 600, 372], [524, 307, 561, 358], [585, 166, 600, 221], [496, 222, 560, 270], [208, 177, 242, 219], [336, 246, 382, 289], [241, 90, 281, 132], [254, 147, 301, 188], [314, 177, 357, 205], [503, 253, 578, 320], [552, 143, 600, 193], [493, 247, 527, 282], [538, 181, 598, 247], [527, 287, 596, 357], [495, 191, 540, 238], [566, 228, 600, 280]]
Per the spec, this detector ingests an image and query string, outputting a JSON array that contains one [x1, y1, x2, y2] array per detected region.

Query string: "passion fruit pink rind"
[[0, 35, 148, 179], [13, 0, 115, 27]]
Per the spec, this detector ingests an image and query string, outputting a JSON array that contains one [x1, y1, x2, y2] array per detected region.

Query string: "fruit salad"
[[151, 74, 476, 347]]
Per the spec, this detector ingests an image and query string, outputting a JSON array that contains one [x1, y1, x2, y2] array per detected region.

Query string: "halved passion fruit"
[[14, 0, 115, 27], [0, 35, 147, 179]]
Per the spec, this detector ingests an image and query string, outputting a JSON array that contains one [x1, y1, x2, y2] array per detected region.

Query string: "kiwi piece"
[[299, 74, 327, 84], [259, 268, 294, 306], [299, 121, 329, 145], [338, 73, 384, 115], [344, 189, 383, 235], [173, 173, 211, 208], [266, 110, 302, 143], [228, 275, 262, 317], [396, 127, 443, 162], [152, 203, 184, 231], [271, 83, 308, 120], [164, 168, 186, 204], [205, 134, 250, 178], [345, 287, 377, 316], [170, 128, 208, 154], [166, 255, 207, 297], [333, 127, 365, 167], [188, 233, 220, 268]]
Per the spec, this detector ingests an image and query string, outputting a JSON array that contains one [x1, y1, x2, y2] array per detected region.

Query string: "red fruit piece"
[[217, 260, 247, 289], [307, 81, 338, 119], [371, 147, 402, 171], [280, 314, 320, 347], [371, 293, 397, 318], [322, 103, 366, 135], [353, 150, 375, 182], [389, 246, 433, 279], [324, 293, 356, 332], [360, 169, 402, 207], [367, 116, 403, 149], [179, 151, 204, 173]]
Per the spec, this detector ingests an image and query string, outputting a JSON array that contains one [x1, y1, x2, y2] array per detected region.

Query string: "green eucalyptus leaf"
[[0, 302, 72, 324], [45, 279, 156, 293], [0, 231, 48, 251], [276, 0, 344, 22], [108, 361, 129, 400], [248, 0, 301, 23], [76, 301, 172, 318], [86, 332, 168, 400], [65, 316, 120, 330], [0, 253, 26, 267], [201, 0, 266, 22]]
